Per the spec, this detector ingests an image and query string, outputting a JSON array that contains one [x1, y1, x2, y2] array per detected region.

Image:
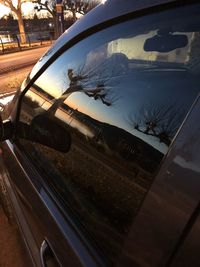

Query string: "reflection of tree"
[[128, 104, 184, 146], [47, 67, 115, 115], [84, 84, 113, 106]]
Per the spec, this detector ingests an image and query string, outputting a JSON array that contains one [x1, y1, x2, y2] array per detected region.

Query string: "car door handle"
[[40, 239, 60, 267]]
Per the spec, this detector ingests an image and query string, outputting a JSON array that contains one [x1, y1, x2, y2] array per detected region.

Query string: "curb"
[[0, 43, 52, 56], [0, 61, 36, 75]]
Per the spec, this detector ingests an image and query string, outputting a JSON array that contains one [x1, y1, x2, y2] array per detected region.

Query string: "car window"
[[19, 3, 200, 265]]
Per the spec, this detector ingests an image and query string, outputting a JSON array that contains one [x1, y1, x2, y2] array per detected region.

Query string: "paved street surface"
[[0, 46, 50, 75]]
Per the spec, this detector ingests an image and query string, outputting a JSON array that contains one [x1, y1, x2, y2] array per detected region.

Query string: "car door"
[[2, 2, 200, 267]]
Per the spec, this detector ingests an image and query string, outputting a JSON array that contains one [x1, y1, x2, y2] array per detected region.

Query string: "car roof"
[[29, 0, 185, 79], [72, 0, 176, 31]]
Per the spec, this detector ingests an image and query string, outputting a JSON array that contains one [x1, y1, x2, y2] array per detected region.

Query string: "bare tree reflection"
[[128, 104, 184, 146], [47, 66, 116, 116]]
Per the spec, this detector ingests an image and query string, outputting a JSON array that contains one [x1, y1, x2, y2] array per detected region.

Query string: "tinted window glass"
[[19, 4, 200, 265]]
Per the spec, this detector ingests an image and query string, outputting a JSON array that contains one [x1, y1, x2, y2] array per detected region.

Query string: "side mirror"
[[0, 115, 71, 153], [19, 115, 71, 152]]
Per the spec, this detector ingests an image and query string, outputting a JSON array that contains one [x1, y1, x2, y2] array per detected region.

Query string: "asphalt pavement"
[[0, 45, 50, 75]]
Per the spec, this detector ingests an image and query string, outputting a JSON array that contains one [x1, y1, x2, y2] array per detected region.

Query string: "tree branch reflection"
[[47, 65, 117, 115], [128, 104, 184, 146]]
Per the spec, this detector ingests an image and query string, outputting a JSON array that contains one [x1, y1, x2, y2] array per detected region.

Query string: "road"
[[0, 46, 50, 97], [0, 46, 50, 112], [0, 46, 50, 75]]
